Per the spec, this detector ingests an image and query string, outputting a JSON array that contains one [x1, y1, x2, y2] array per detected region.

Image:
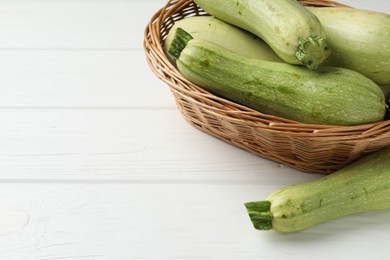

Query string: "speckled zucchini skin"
[[175, 38, 385, 126], [307, 7, 390, 85], [258, 147, 390, 232], [164, 16, 282, 62], [193, 0, 331, 70]]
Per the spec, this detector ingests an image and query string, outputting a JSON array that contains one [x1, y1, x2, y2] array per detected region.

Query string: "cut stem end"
[[244, 201, 273, 230], [167, 28, 193, 62], [295, 36, 331, 70]]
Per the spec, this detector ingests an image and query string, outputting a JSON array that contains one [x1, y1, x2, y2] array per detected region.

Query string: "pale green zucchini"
[[245, 147, 390, 233], [164, 16, 282, 62], [193, 0, 331, 70], [307, 7, 390, 85], [168, 29, 385, 126]]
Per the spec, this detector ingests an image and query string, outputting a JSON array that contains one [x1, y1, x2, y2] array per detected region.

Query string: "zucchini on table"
[[307, 7, 390, 85], [245, 147, 390, 233], [193, 0, 331, 70], [168, 29, 385, 126]]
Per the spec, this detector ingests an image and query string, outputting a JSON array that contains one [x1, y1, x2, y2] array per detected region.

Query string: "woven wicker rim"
[[144, 0, 390, 173]]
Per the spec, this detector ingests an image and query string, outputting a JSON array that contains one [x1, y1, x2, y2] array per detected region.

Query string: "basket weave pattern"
[[144, 0, 390, 173]]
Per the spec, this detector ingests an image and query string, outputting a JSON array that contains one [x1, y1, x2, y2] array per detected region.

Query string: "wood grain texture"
[[0, 50, 172, 108], [0, 2, 162, 49], [0, 0, 389, 259], [0, 184, 389, 259], [0, 109, 315, 183]]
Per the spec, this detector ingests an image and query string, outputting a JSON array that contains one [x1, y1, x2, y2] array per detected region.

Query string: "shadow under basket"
[[143, 0, 390, 174]]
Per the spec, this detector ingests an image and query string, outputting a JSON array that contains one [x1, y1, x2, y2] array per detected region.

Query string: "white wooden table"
[[0, 0, 389, 259]]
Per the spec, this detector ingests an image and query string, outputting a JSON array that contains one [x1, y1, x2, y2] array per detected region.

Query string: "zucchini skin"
[[164, 16, 282, 62], [246, 147, 390, 233], [308, 7, 390, 85], [172, 35, 385, 126], [193, 0, 331, 70]]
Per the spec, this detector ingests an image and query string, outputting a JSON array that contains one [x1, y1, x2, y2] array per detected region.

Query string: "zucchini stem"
[[244, 201, 273, 230], [167, 28, 193, 62], [295, 36, 331, 70]]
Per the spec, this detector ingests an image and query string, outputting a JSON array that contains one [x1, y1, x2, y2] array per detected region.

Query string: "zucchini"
[[245, 147, 390, 233], [168, 29, 385, 126], [193, 0, 331, 70], [307, 7, 390, 85], [164, 16, 282, 62]]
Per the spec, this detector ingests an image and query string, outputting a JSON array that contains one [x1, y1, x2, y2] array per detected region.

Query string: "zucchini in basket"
[[307, 7, 390, 85], [193, 0, 331, 70], [164, 16, 282, 63], [245, 147, 390, 233], [167, 28, 385, 126]]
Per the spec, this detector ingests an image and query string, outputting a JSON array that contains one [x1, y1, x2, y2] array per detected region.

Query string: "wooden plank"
[[0, 1, 164, 49], [0, 50, 173, 108], [0, 183, 389, 259], [0, 109, 316, 183]]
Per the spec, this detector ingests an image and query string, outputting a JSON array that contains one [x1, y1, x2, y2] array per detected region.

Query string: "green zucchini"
[[164, 16, 282, 62], [168, 29, 385, 126], [193, 0, 331, 70], [307, 7, 390, 85], [245, 147, 390, 233]]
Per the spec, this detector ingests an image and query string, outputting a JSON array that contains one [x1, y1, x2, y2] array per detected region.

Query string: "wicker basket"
[[144, 0, 390, 174]]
